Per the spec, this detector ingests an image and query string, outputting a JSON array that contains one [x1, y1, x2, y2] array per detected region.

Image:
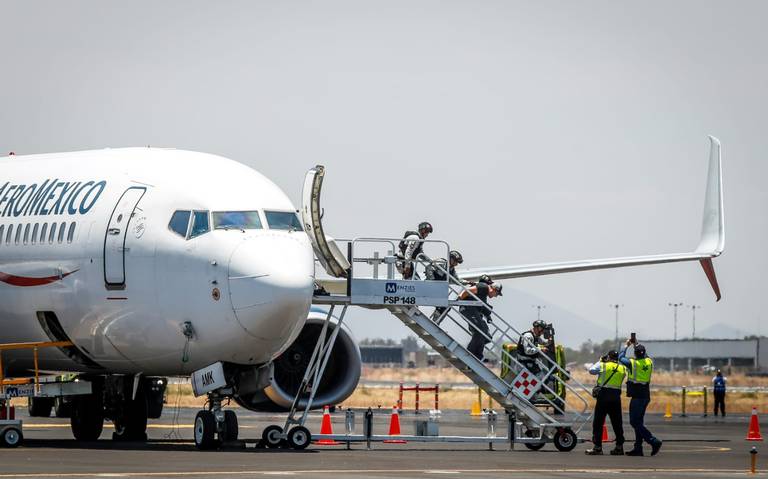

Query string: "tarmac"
[[1, 408, 764, 478]]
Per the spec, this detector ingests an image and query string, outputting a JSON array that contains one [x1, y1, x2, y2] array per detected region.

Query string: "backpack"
[[398, 230, 420, 256]]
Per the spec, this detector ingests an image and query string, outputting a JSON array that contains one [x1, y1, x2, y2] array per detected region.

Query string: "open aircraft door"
[[301, 165, 350, 279]]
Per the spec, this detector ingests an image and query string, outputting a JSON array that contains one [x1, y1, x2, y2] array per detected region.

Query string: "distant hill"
[[695, 322, 748, 340]]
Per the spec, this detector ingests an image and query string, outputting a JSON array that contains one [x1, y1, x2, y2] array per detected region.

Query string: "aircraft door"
[[104, 187, 146, 287]]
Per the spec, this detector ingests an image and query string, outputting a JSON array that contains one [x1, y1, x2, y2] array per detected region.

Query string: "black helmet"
[[418, 222, 433, 234], [634, 344, 647, 358], [607, 350, 619, 361], [450, 250, 464, 264], [493, 284, 503, 296], [533, 319, 546, 329], [478, 274, 493, 284]]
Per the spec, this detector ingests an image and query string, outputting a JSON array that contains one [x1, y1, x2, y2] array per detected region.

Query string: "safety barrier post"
[[681, 386, 687, 417], [398, 382, 404, 412], [434, 383, 439, 412], [703, 386, 708, 417], [33, 346, 39, 396], [751, 446, 758, 474], [415, 383, 420, 414]]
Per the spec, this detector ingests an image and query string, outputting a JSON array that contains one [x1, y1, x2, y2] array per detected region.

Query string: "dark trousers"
[[714, 391, 726, 416], [465, 314, 490, 359], [592, 389, 624, 447], [629, 397, 655, 449]]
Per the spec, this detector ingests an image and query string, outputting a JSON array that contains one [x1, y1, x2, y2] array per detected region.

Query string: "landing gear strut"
[[194, 391, 239, 450]]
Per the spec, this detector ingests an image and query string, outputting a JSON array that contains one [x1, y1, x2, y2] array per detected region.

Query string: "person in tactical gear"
[[585, 350, 626, 456], [397, 221, 433, 279], [619, 339, 662, 456], [427, 250, 464, 324], [457, 275, 502, 360], [517, 320, 552, 375]]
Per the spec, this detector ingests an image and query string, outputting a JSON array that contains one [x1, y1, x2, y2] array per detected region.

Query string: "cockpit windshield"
[[212, 211, 263, 230], [265, 211, 303, 231]]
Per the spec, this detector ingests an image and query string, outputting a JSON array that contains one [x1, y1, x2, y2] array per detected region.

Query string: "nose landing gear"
[[194, 391, 239, 450]]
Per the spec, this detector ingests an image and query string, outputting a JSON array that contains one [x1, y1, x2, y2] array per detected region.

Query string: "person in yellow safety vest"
[[619, 339, 663, 456], [585, 350, 626, 455]]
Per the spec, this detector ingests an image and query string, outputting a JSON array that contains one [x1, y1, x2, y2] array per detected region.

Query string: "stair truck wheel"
[[222, 410, 238, 442], [553, 428, 577, 452], [1, 427, 22, 448], [523, 428, 546, 451], [54, 397, 72, 418], [287, 426, 311, 450], [194, 410, 219, 450], [262, 424, 284, 449], [28, 397, 53, 417]]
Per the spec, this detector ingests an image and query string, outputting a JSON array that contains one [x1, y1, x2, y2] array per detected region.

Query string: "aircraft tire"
[[71, 393, 104, 441], [28, 397, 53, 417], [194, 410, 219, 450], [112, 391, 148, 442], [54, 397, 72, 418], [222, 410, 238, 442]]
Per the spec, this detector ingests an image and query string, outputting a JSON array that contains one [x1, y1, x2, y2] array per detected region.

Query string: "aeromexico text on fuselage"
[[0, 179, 107, 218]]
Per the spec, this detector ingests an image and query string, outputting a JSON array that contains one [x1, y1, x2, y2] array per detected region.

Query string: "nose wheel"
[[194, 392, 240, 450]]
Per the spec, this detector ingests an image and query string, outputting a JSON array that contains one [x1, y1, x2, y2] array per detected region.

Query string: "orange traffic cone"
[[746, 406, 764, 441], [383, 405, 407, 444], [602, 421, 611, 443], [316, 405, 340, 445]]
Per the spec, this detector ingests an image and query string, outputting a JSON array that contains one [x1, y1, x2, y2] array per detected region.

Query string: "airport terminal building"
[[643, 338, 768, 371]]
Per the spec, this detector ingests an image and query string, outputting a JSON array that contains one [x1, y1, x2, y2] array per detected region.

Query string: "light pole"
[[690, 305, 701, 339], [609, 304, 623, 345], [532, 305, 546, 322], [668, 302, 684, 340]]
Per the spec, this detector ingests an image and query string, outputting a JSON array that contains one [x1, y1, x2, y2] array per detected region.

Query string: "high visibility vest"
[[597, 361, 626, 389], [628, 357, 653, 384]]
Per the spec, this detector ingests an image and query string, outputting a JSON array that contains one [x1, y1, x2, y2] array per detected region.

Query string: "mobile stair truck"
[[259, 165, 593, 451]]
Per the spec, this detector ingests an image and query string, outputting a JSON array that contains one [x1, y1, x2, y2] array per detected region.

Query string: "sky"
[[2, 1, 766, 346]]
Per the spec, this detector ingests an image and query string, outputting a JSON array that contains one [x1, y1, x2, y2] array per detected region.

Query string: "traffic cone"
[[383, 405, 407, 444], [664, 402, 672, 419], [316, 405, 340, 445], [602, 421, 611, 443], [746, 406, 764, 441]]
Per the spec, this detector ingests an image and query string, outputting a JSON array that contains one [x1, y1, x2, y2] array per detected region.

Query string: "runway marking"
[[23, 424, 258, 429], [425, 471, 460, 474], [0, 468, 757, 478]]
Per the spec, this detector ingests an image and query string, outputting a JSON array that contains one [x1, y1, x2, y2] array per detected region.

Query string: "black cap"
[[450, 250, 464, 264], [419, 222, 433, 233], [634, 344, 646, 358], [607, 350, 619, 360]]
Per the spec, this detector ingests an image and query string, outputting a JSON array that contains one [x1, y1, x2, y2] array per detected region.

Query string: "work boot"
[[609, 445, 624, 456], [625, 448, 644, 456], [650, 439, 663, 456], [585, 446, 603, 455]]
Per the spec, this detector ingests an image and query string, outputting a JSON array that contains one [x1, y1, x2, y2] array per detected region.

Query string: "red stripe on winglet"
[[0, 269, 79, 287], [699, 259, 721, 302]]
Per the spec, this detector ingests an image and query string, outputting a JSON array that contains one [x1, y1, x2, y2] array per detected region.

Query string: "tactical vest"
[[398, 230, 423, 258], [628, 357, 653, 384], [598, 361, 627, 389]]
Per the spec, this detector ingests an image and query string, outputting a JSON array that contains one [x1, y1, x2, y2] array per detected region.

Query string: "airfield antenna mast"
[[690, 305, 701, 339], [668, 302, 684, 340], [609, 304, 623, 346], [532, 305, 546, 322]]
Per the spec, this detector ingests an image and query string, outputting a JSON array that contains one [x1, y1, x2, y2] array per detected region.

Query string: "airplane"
[[0, 136, 723, 449]]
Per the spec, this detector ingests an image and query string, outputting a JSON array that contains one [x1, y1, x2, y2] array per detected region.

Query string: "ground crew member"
[[619, 340, 662, 456], [398, 221, 433, 279], [713, 370, 727, 416], [458, 274, 502, 361], [517, 320, 551, 375], [585, 350, 626, 456], [427, 250, 464, 323]]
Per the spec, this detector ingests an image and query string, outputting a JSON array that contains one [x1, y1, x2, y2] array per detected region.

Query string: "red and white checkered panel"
[[511, 369, 541, 400]]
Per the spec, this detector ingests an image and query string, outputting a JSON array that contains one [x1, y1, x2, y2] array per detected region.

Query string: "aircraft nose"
[[228, 234, 315, 341]]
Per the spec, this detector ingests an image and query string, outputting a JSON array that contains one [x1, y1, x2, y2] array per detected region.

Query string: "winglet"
[[695, 136, 725, 256]]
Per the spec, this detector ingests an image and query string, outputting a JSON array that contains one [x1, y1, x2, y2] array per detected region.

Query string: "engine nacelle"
[[232, 309, 361, 411]]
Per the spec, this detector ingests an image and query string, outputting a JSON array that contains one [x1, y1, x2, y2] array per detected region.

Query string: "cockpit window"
[[212, 211, 262, 230], [169, 210, 191, 237], [265, 211, 302, 231], [190, 211, 210, 239]]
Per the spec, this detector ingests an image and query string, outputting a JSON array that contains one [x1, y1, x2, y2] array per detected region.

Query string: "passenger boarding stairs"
[[301, 166, 591, 440]]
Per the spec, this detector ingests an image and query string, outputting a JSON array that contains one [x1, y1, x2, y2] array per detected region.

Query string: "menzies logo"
[[385, 282, 397, 293]]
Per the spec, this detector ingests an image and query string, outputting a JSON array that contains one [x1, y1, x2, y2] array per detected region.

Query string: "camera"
[[542, 322, 555, 340]]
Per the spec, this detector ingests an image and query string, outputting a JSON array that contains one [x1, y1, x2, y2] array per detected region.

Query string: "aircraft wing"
[[458, 136, 725, 300]]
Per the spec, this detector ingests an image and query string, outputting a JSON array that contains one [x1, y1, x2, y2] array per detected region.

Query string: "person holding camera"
[[516, 320, 552, 375], [619, 338, 662, 456], [585, 350, 626, 456], [458, 274, 502, 361]]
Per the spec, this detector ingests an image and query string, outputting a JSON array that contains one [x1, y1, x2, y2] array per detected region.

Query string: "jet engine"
[[231, 309, 361, 411]]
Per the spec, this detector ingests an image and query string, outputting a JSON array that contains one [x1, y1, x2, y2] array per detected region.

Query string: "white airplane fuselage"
[[0, 148, 315, 377]]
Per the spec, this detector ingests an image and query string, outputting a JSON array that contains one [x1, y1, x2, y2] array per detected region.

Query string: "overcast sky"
[[2, 1, 766, 346]]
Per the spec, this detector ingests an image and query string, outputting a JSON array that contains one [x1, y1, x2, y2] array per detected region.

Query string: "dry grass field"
[[10, 367, 767, 415]]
